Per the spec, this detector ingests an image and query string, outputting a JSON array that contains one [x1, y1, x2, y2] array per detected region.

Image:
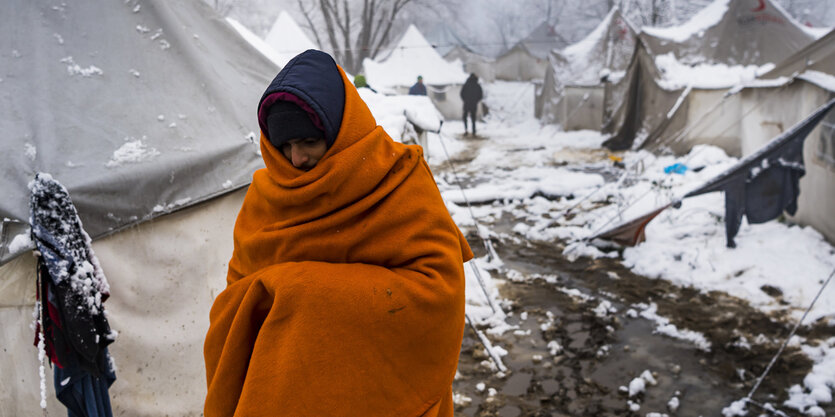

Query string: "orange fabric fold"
[[204, 66, 473, 417]]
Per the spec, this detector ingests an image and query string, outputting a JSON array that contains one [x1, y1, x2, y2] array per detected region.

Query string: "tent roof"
[[761, 29, 835, 79], [555, 7, 638, 86], [263, 11, 318, 68], [640, 0, 813, 66], [227, 17, 285, 68], [516, 21, 569, 60], [0, 0, 274, 264], [363, 25, 467, 88]]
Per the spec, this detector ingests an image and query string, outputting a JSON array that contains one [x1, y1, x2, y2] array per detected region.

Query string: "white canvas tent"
[[738, 29, 835, 242], [536, 7, 637, 130], [0, 0, 275, 415], [494, 22, 568, 82], [602, 0, 814, 154], [363, 25, 469, 119], [444, 45, 496, 83], [263, 10, 318, 68]]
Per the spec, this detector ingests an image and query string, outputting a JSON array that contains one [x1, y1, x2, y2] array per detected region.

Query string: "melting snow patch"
[[721, 399, 748, 416], [784, 337, 835, 414], [452, 392, 472, 407], [637, 302, 712, 351], [24, 142, 37, 161], [9, 233, 33, 253], [106, 138, 160, 167], [129, 69, 140, 78], [61, 56, 103, 77]]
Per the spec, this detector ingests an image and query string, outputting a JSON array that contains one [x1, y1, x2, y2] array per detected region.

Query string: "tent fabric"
[[602, 42, 688, 151], [602, 0, 816, 152], [641, 0, 813, 66], [761, 29, 835, 79], [538, 7, 637, 127], [444, 46, 496, 83], [685, 98, 835, 247], [205, 60, 473, 416], [363, 25, 467, 89], [0, 0, 274, 265], [0, 187, 243, 416], [263, 11, 318, 68], [593, 98, 835, 248], [590, 203, 674, 246], [494, 21, 569, 82]]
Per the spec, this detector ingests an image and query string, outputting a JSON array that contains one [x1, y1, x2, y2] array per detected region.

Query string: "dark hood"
[[257, 50, 345, 147]]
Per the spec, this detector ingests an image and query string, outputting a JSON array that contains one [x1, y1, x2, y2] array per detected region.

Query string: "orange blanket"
[[204, 66, 473, 416]]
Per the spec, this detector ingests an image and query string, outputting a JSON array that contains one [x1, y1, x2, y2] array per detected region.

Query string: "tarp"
[[263, 11, 318, 67], [593, 98, 835, 247], [761, 29, 835, 79], [494, 21, 569, 82], [363, 24, 467, 89], [602, 0, 815, 152], [0, 0, 274, 265], [684, 97, 835, 246], [641, 0, 813, 66], [538, 7, 637, 127], [602, 41, 688, 151]]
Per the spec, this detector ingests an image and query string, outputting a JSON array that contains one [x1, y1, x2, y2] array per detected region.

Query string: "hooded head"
[[258, 50, 345, 152]]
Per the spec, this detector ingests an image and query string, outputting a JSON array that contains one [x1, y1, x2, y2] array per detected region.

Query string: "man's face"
[[281, 138, 328, 171]]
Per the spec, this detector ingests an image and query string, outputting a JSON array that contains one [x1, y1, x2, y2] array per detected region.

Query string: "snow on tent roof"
[[557, 7, 637, 86], [227, 17, 284, 69], [263, 11, 318, 67], [363, 25, 467, 88], [517, 21, 569, 60], [761, 29, 835, 80], [0, 0, 274, 264], [640, 0, 814, 66]]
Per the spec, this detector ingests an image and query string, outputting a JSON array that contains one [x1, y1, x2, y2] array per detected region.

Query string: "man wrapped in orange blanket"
[[204, 50, 473, 416]]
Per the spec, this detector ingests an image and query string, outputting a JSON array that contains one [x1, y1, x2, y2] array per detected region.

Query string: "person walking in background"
[[409, 75, 427, 95], [460, 73, 483, 136]]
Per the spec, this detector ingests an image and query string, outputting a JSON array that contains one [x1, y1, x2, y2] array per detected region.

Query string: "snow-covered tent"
[[426, 24, 496, 83], [736, 29, 835, 242], [363, 25, 469, 119], [494, 22, 568, 82], [603, 0, 815, 154], [444, 45, 496, 83], [536, 8, 637, 130], [0, 0, 275, 414], [263, 10, 318, 68]]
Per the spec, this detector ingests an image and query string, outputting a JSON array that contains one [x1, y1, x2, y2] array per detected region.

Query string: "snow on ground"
[[360, 79, 835, 413], [418, 80, 835, 414]]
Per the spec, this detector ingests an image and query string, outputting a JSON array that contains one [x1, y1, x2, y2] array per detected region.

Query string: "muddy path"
[[434, 131, 835, 416], [454, 231, 835, 416], [450, 211, 835, 417]]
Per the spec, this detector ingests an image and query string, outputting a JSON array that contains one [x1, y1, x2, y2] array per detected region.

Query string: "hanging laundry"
[[685, 98, 835, 247], [591, 98, 835, 248], [30, 173, 117, 417]]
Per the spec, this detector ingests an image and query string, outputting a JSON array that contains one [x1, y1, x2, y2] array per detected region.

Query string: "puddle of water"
[[502, 372, 532, 397], [497, 405, 521, 417]]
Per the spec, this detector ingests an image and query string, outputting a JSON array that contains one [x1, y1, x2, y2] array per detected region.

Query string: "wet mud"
[[435, 134, 835, 416], [452, 233, 835, 417]]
